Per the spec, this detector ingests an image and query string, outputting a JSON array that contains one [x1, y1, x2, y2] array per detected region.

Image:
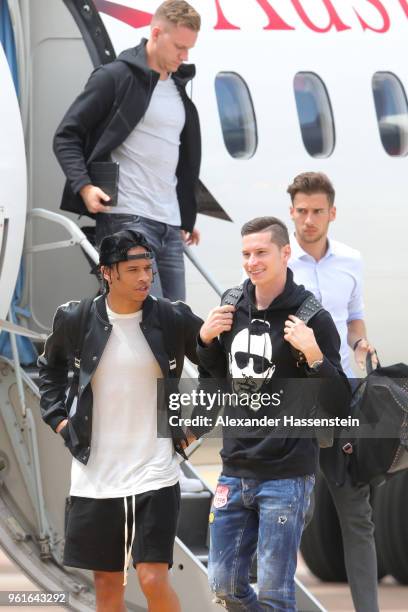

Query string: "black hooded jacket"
[[53, 40, 201, 231], [196, 270, 350, 480]]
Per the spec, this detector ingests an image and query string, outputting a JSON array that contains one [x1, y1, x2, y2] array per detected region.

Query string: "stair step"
[[180, 490, 212, 499], [188, 545, 209, 565]]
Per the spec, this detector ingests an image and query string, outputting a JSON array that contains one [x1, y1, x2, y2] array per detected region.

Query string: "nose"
[[180, 49, 188, 62], [304, 212, 314, 225], [140, 269, 153, 283], [247, 253, 258, 268]]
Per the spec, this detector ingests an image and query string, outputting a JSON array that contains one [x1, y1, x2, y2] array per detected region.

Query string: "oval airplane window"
[[215, 72, 257, 159], [294, 73, 335, 158], [372, 72, 408, 157]]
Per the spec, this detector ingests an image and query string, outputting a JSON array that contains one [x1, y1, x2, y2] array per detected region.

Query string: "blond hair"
[[153, 0, 201, 31]]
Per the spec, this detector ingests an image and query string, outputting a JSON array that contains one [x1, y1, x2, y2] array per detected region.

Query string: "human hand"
[[199, 305, 235, 345], [284, 315, 322, 364], [354, 338, 378, 370], [80, 184, 112, 213], [56, 419, 68, 434], [181, 227, 200, 246], [179, 429, 197, 450]]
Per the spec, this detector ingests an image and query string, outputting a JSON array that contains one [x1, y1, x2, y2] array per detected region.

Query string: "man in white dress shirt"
[[287, 171, 378, 612]]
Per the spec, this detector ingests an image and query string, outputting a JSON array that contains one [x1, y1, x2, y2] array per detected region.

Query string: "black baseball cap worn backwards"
[[99, 230, 154, 266]]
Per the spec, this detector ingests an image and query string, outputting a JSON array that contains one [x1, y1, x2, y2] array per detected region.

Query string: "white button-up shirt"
[[289, 234, 364, 377]]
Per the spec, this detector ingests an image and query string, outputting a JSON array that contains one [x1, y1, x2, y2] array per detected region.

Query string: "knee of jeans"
[[208, 565, 233, 602]]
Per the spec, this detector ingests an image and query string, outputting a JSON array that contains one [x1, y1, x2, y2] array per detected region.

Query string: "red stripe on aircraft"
[[93, 0, 153, 28]]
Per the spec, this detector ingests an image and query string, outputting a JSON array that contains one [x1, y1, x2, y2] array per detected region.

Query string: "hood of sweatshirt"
[[242, 268, 311, 315], [223, 269, 313, 389], [117, 39, 196, 87]]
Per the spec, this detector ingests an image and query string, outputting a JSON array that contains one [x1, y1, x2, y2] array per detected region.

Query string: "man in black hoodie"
[[196, 217, 349, 611], [53, 0, 201, 301]]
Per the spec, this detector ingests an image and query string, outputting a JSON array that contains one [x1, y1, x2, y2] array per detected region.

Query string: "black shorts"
[[63, 483, 180, 572]]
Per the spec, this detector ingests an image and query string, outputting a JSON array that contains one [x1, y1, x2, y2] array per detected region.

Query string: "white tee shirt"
[[70, 303, 180, 498], [111, 76, 185, 226]]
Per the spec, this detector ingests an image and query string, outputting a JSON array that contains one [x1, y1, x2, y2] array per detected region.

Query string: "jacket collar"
[[95, 293, 156, 323]]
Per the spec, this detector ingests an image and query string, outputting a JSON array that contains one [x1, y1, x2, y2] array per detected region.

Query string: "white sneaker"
[[179, 469, 204, 492]]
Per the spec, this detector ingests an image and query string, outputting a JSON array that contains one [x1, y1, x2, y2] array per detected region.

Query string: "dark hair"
[[286, 172, 335, 206], [241, 216, 289, 248], [153, 0, 201, 31], [99, 230, 152, 266]]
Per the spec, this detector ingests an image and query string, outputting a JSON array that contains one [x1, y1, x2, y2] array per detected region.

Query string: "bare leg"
[[94, 571, 126, 612], [137, 563, 181, 612]]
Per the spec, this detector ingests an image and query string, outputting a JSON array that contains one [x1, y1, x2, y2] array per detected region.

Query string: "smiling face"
[[101, 247, 153, 307], [151, 22, 198, 73], [290, 192, 336, 246], [242, 231, 291, 289]]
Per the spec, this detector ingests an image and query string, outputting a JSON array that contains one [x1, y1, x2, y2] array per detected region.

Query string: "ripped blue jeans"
[[208, 474, 315, 611]]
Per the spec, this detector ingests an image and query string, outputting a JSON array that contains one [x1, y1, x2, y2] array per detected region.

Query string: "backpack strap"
[[156, 298, 188, 458], [221, 285, 244, 307], [71, 297, 94, 371], [292, 295, 324, 366], [156, 298, 179, 378]]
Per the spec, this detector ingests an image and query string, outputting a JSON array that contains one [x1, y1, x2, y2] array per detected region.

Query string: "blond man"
[[54, 1, 201, 301]]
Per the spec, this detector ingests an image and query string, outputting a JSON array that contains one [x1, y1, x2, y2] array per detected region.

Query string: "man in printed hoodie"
[[194, 216, 350, 611]]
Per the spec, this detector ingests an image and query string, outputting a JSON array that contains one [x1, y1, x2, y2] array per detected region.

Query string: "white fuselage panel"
[[0, 45, 27, 319]]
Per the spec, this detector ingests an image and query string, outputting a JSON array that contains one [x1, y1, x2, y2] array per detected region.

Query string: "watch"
[[308, 359, 324, 372]]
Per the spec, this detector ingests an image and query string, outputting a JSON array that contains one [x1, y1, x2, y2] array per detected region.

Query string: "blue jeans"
[[208, 474, 315, 611], [96, 213, 186, 301]]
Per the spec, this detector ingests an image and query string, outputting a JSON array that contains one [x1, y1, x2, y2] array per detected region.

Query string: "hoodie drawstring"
[[123, 495, 136, 586], [247, 303, 268, 374]]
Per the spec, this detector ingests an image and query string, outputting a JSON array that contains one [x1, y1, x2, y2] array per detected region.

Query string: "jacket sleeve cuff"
[[72, 175, 92, 195], [47, 412, 68, 433], [305, 356, 340, 378]]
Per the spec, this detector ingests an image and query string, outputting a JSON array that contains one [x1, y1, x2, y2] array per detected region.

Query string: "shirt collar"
[[290, 232, 334, 262]]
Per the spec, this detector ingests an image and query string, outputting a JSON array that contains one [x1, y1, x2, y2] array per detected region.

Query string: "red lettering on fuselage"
[[214, 0, 240, 29], [291, 0, 350, 33], [353, 0, 390, 33], [256, 0, 294, 30], [398, 0, 408, 18], [94, 0, 397, 34]]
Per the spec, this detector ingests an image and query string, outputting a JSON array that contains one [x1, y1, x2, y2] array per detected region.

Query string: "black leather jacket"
[[54, 39, 201, 232], [37, 294, 203, 464]]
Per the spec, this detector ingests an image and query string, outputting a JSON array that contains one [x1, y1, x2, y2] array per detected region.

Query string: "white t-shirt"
[[70, 303, 180, 498], [289, 234, 364, 377], [111, 76, 185, 226]]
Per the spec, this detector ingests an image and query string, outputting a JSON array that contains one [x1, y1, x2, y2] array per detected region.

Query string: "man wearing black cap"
[[37, 230, 201, 612]]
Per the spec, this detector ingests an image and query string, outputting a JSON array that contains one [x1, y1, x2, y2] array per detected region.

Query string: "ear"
[[282, 244, 291, 263], [101, 266, 111, 285], [151, 25, 162, 41], [329, 205, 337, 222], [289, 206, 295, 220]]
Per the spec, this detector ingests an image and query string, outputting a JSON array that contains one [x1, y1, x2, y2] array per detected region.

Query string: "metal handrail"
[[28, 208, 99, 264], [183, 245, 223, 297]]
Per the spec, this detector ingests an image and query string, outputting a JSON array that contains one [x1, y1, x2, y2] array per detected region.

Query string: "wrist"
[[199, 329, 214, 347], [353, 337, 366, 351], [55, 419, 68, 434], [79, 184, 92, 197], [303, 347, 324, 367]]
